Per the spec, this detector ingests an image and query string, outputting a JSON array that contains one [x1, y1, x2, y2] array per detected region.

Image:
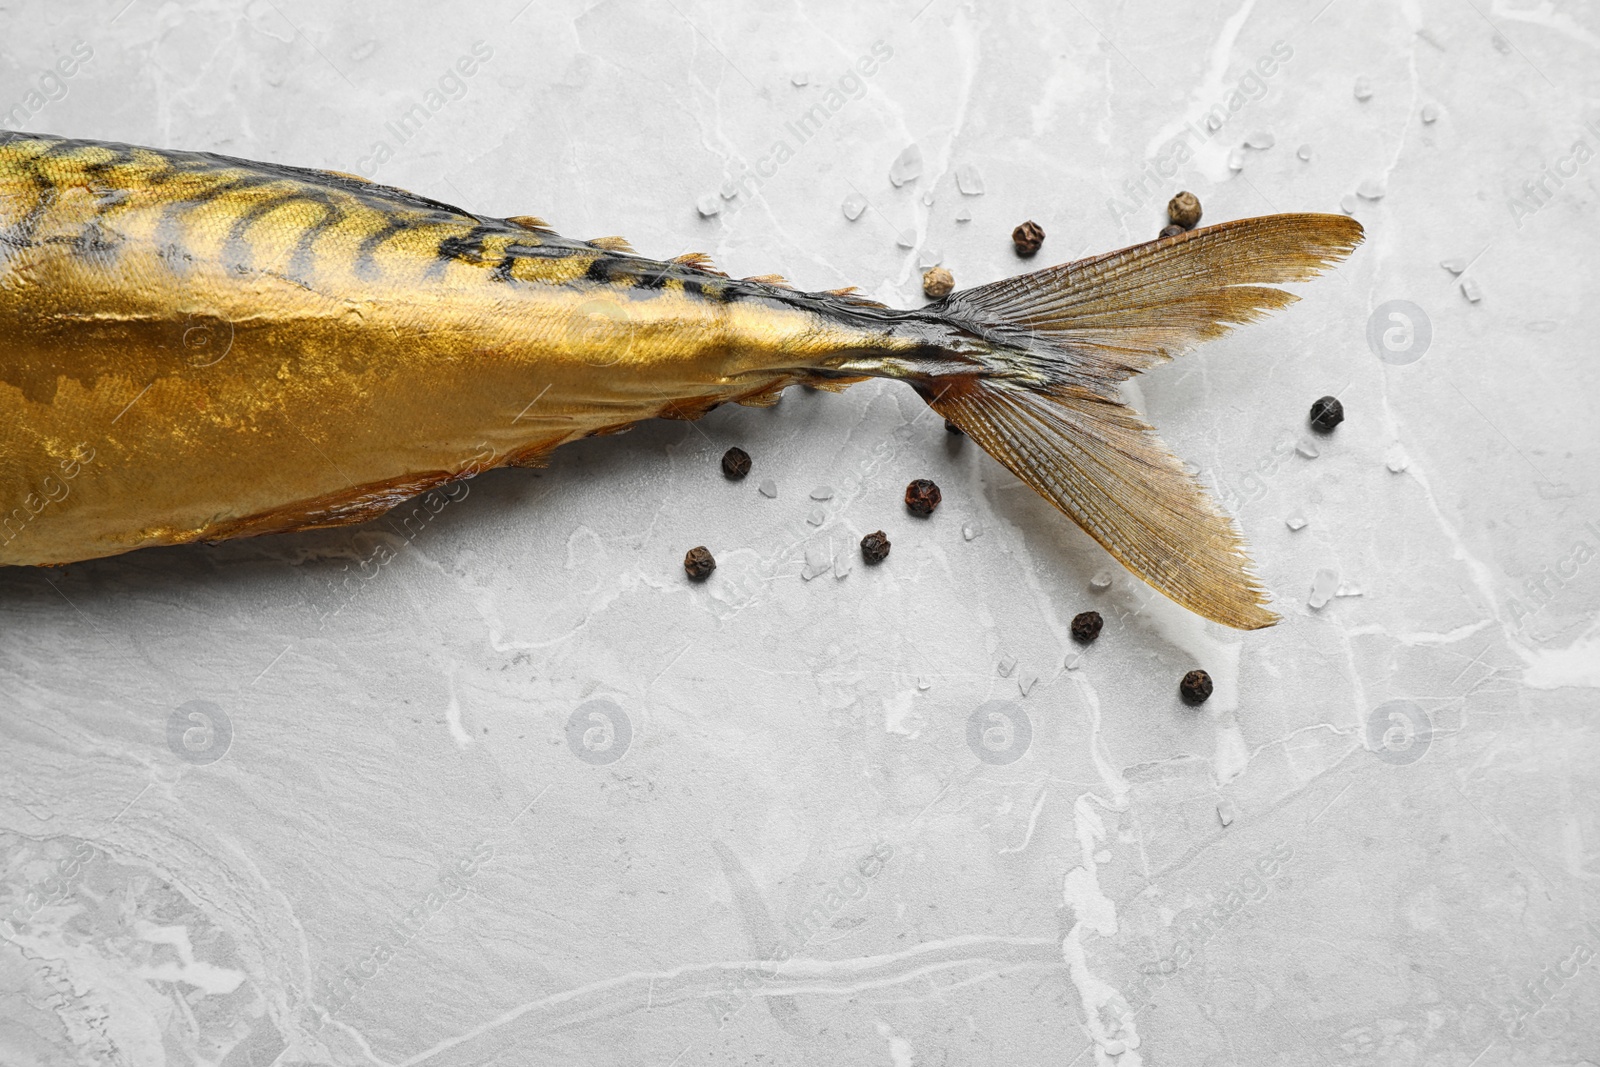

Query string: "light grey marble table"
[[2, 1, 1597, 1064]]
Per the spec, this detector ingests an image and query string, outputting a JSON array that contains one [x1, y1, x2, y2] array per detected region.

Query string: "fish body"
[[0, 131, 1363, 628]]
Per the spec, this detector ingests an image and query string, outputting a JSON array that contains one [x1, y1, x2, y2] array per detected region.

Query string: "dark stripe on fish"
[[183, 173, 283, 206], [682, 278, 737, 302], [354, 215, 433, 280], [584, 256, 675, 290], [1, 155, 56, 252], [285, 190, 346, 281], [583, 256, 620, 284], [79, 145, 139, 176], [223, 191, 317, 271], [39, 139, 88, 160], [436, 225, 497, 265], [152, 174, 281, 274], [485, 240, 584, 283]]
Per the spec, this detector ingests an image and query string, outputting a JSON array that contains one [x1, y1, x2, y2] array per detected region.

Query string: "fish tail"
[[909, 213, 1364, 630]]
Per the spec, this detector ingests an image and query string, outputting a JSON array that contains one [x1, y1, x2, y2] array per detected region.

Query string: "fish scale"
[[0, 131, 1363, 630]]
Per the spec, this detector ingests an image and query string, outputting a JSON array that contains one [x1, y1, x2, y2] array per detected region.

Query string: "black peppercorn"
[[1159, 224, 1185, 239], [1179, 669, 1214, 705], [905, 479, 941, 517], [945, 419, 964, 436], [1168, 191, 1202, 229], [1012, 220, 1045, 257], [1309, 395, 1344, 434], [684, 546, 716, 580], [860, 530, 891, 564], [721, 447, 751, 479], [1070, 610, 1103, 644]]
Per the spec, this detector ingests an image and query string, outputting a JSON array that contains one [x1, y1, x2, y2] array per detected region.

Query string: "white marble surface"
[[2, 1, 1599, 1064]]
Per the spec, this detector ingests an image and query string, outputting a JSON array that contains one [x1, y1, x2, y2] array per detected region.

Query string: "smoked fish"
[[0, 132, 1363, 629]]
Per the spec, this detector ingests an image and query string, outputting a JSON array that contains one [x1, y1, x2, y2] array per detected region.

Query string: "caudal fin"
[[924, 213, 1364, 630]]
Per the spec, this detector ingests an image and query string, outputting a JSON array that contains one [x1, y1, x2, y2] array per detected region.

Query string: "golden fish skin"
[[1, 131, 1362, 629]]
